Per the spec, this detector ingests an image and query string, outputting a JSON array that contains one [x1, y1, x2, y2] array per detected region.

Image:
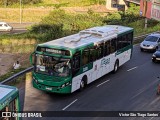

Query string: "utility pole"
[[145, 17, 148, 29], [20, 0, 22, 24]]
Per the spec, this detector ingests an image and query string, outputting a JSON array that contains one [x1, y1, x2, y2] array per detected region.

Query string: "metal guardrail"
[[134, 31, 160, 41], [0, 31, 160, 85], [0, 66, 33, 84]]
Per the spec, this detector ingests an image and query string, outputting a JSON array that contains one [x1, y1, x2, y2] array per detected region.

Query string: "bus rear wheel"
[[113, 61, 119, 73], [80, 80, 85, 91]]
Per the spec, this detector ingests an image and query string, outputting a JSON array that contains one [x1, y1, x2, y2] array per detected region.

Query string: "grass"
[[0, 0, 106, 8], [0, 68, 26, 82], [0, 8, 52, 22]]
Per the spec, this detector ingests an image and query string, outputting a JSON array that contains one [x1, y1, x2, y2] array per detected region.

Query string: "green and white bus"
[[0, 84, 20, 120], [30, 25, 134, 94]]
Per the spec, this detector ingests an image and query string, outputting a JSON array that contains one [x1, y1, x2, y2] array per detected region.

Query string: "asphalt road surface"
[[0, 29, 27, 35], [19, 44, 160, 120]]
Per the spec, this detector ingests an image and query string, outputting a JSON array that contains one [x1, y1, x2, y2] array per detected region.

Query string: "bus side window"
[[89, 47, 96, 62], [82, 48, 89, 66], [104, 40, 110, 56], [117, 33, 133, 50], [72, 52, 81, 69], [110, 38, 117, 53], [72, 51, 81, 76], [117, 36, 123, 50], [9, 99, 17, 111], [127, 32, 133, 44], [96, 43, 104, 59]]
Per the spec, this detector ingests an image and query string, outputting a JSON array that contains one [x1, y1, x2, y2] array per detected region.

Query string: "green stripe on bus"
[[116, 45, 132, 56]]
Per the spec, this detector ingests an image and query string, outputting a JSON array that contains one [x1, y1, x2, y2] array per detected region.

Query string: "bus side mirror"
[[30, 52, 35, 65]]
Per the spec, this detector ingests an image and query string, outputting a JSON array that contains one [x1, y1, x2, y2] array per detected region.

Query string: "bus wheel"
[[80, 80, 85, 91], [113, 61, 119, 73]]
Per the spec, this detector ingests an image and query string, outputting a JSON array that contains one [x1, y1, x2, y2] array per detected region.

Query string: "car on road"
[[0, 22, 13, 31], [152, 50, 160, 63], [140, 33, 160, 52]]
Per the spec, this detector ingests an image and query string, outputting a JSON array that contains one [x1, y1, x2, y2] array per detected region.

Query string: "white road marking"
[[149, 117, 154, 120], [148, 112, 160, 120], [62, 99, 78, 111], [96, 80, 110, 87], [127, 66, 137, 72], [131, 79, 159, 100]]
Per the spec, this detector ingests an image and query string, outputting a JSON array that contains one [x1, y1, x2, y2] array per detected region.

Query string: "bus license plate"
[[45, 87, 52, 91]]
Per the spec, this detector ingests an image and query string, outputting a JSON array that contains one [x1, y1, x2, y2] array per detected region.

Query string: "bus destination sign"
[[37, 47, 70, 56]]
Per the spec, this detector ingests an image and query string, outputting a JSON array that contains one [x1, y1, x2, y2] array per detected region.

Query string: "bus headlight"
[[33, 77, 38, 83], [61, 84, 65, 88], [65, 82, 71, 86], [60, 82, 71, 88]]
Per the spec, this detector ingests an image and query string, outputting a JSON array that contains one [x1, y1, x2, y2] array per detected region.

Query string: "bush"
[[29, 24, 62, 34], [29, 23, 63, 41]]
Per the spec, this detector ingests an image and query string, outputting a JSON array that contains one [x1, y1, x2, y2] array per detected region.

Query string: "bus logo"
[[2, 112, 11, 117], [83, 66, 88, 72], [101, 58, 110, 66]]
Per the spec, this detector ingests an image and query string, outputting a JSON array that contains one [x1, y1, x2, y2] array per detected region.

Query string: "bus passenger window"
[[127, 32, 133, 44], [82, 49, 89, 66], [89, 48, 96, 62], [117, 36, 123, 50], [96, 43, 104, 59], [110, 38, 117, 53], [72, 52, 80, 70], [104, 41, 110, 56]]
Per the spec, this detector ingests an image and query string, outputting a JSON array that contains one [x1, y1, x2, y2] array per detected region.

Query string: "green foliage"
[[127, 3, 140, 15], [103, 5, 142, 25], [87, 8, 94, 15], [23, 0, 42, 4], [0, 2, 160, 49], [0, 68, 25, 82], [29, 23, 63, 41], [42, 9, 103, 32], [0, 0, 105, 7], [103, 12, 121, 25]]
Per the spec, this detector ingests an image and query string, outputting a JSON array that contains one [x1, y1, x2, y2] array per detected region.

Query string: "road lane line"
[[148, 112, 160, 120], [127, 66, 137, 72], [96, 80, 110, 87], [62, 99, 78, 111], [149, 117, 154, 120], [130, 79, 159, 100]]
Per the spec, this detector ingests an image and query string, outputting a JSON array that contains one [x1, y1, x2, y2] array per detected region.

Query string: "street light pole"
[[20, 0, 22, 24]]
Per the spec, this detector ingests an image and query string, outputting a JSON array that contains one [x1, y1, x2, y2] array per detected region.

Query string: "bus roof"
[[39, 25, 133, 49], [0, 85, 18, 110]]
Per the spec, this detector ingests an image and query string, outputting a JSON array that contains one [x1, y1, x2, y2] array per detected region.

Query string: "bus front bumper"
[[32, 79, 71, 94]]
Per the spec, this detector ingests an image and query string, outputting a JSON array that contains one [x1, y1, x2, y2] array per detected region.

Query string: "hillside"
[[0, 5, 111, 22]]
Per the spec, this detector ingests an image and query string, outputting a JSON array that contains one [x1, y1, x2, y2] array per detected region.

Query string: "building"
[[140, 0, 160, 21]]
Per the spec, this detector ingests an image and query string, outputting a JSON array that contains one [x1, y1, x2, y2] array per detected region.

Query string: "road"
[[19, 44, 160, 120], [0, 29, 27, 34], [0, 23, 34, 34]]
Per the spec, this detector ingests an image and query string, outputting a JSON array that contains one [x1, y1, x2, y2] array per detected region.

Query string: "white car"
[[140, 33, 160, 52], [0, 22, 13, 31]]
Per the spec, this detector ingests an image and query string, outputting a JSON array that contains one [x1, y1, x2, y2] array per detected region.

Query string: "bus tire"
[[79, 75, 87, 91], [80, 80, 85, 91], [113, 60, 119, 73]]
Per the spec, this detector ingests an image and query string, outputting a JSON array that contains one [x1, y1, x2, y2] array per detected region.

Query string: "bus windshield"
[[35, 54, 71, 77]]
